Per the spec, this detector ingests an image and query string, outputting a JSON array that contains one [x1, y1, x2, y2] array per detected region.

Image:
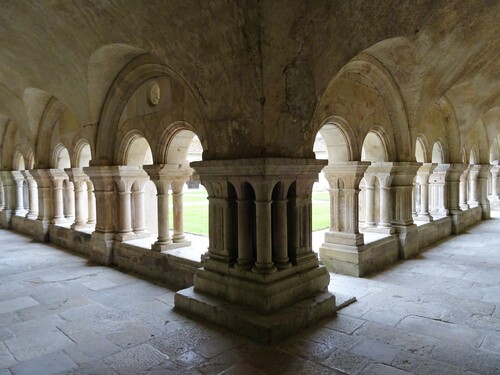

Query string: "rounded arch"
[[469, 146, 478, 165], [415, 134, 430, 163], [74, 139, 93, 168], [12, 151, 25, 171], [361, 127, 392, 162], [157, 121, 206, 165], [52, 144, 71, 169], [118, 130, 153, 166], [95, 54, 206, 165], [431, 139, 447, 164], [35, 97, 67, 168], [490, 137, 499, 164], [316, 116, 357, 163], [315, 50, 411, 161]]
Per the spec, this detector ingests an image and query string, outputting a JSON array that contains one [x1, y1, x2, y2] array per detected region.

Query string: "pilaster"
[[447, 164, 468, 234], [0, 171, 15, 228]]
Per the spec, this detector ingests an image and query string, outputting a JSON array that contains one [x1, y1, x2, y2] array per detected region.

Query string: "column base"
[[0, 210, 13, 229], [363, 225, 395, 235], [175, 287, 339, 344], [51, 217, 67, 225], [151, 240, 191, 252], [14, 209, 27, 217], [90, 231, 115, 265], [26, 212, 38, 220], [324, 231, 364, 246], [393, 224, 418, 259], [415, 214, 433, 222], [114, 231, 151, 241], [194, 261, 329, 315], [319, 237, 398, 277], [31, 219, 51, 242]]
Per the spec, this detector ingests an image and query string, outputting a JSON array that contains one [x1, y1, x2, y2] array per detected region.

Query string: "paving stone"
[[304, 326, 362, 349], [0, 327, 13, 341], [0, 296, 38, 314], [82, 278, 119, 291], [479, 332, 500, 354], [63, 337, 121, 365], [361, 308, 408, 326], [66, 360, 118, 374], [106, 322, 157, 348], [103, 343, 169, 375], [392, 351, 463, 375], [0, 369, 11, 375], [398, 315, 485, 348], [195, 350, 241, 374], [321, 348, 370, 374], [0, 342, 17, 369], [353, 321, 400, 345], [350, 338, 400, 364], [323, 314, 366, 334], [194, 335, 244, 359], [360, 363, 413, 375], [151, 325, 214, 357], [5, 327, 75, 362], [217, 362, 266, 375], [10, 351, 77, 375], [277, 338, 335, 362]]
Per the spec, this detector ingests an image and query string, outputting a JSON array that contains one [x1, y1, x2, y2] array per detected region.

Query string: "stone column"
[[390, 163, 421, 259], [489, 165, 500, 211], [0, 171, 15, 228], [231, 181, 255, 270], [252, 180, 276, 274], [364, 182, 376, 227], [445, 164, 467, 234], [416, 163, 436, 222], [84, 166, 117, 265], [144, 164, 193, 251], [478, 165, 492, 219], [131, 174, 151, 238], [65, 168, 90, 230], [459, 166, 470, 210], [319, 162, 370, 276], [429, 164, 451, 217], [171, 176, 190, 243], [271, 182, 292, 269], [86, 181, 96, 225], [29, 169, 53, 241], [63, 181, 75, 221], [21, 170, 38, 219], [468, 165, 480, 207], [11, 171, 27, 216], [175, 158, 335, 344], [48, 170, 68, 225]]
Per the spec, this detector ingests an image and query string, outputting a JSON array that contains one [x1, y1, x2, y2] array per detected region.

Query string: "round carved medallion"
[[149, 83, 160, 105]]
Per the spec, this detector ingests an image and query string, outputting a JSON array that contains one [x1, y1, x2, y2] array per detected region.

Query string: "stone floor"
[[0, 215, 499, 375]]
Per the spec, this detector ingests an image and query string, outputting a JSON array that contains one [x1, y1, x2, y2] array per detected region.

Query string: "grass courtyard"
[[169, 187, 330, 236]]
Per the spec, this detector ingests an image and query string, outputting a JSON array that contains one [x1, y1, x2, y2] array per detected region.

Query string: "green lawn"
[[170, 189, 330, 236]]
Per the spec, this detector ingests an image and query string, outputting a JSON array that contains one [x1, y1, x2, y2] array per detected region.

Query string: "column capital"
[[323, 161, 370, 188], [144, 163, 192, 193], [29, 169, 53, 188], [64, 168, 89, 183], [478, 164, 492, 179]]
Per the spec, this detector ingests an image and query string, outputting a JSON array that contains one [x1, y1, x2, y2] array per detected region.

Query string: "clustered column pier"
[[175, 158, 336, 344]]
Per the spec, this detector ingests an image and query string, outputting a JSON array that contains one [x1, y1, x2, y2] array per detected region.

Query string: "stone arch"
[[157, 121, 205, 165], [35, 97, 67, 169], [74, 139, 93, 168], [434, 96, 462, 164], [95, 54, 206, 165], [316, 116, 357, 163], [51, 143, 71, 169], [490, 138, 499, 164], [469, 146, 478, 165], [12, 151, 25, 171], [87, 43, 146, 125], [361, 127, 391, 162], [316, 52, 411, 161], [415, 134, 430, 163], [431, 139, 447, 164], [118, 130, 153, 167], [26, 148, 35, 169]]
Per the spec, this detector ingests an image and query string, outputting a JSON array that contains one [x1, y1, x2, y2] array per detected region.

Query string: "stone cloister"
[[0, 0, 499, 363]]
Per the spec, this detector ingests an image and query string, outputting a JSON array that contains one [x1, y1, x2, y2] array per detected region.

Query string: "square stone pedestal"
[[175, 287, 338, 344]]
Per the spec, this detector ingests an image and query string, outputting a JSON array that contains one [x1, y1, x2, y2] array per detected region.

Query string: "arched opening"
[[361, 131, 387, 162], [166, 131, 208, 247], [54, 145, 71, 169], [51, 145, 73, 225], [415, 139, 426, 163], [72, 141, 95, 230], [431, 142, 445, 164], [312, 122, 353, 251], [124, 136, 157, 239]]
